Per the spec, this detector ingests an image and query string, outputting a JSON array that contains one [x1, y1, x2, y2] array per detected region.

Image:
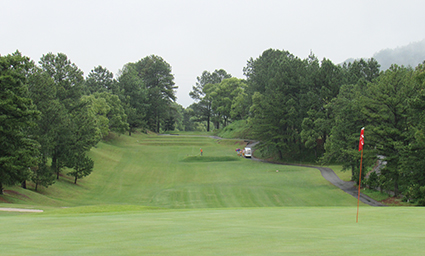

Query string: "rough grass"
[[216, 120, 253, 139]]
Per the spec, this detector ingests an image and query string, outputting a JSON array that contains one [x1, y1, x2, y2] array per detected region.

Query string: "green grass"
[[1, 133, 424, 255], [181, 156, 241, 162], [216, 120, 253, 139], [361, 188, 390, 201], [1, 207, 425, 255], [3, 133, 357, 208]]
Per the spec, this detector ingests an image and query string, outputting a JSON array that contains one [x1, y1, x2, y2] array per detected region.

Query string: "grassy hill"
[[1, 132, 425, 255], [1, 132, 357, 208]]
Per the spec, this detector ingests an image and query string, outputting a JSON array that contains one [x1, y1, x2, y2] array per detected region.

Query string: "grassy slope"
[[67, 133, 358, 207], [1, 132, 424, 255], [3, 133, 356, 208]]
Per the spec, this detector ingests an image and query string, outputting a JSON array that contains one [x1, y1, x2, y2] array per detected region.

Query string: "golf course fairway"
[[1, 133, 424, 255]]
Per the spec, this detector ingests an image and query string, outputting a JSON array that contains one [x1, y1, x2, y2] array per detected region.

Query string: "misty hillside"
[[343, 38, 425, 70]]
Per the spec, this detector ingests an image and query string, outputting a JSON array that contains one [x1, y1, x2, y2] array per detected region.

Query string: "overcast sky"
[[2, 0, 425, 107]]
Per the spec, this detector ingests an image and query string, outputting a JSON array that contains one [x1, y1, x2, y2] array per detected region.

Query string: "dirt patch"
[[0, 196, 9, 203], [381, 197, 403, 206], [4, 190, 30, 199], [234, 141, 248, 146]]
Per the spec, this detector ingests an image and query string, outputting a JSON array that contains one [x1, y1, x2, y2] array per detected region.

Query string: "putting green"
[[1, 207, 424, 255]]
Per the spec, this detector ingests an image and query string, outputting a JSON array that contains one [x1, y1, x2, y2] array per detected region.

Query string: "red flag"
[[358, 127, 364, 151]]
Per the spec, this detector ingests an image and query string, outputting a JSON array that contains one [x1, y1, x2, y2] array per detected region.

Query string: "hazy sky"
[[2, 0, 425, 107]]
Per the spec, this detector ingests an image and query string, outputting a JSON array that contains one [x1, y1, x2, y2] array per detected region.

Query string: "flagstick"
[[356, 149, 363, 223]]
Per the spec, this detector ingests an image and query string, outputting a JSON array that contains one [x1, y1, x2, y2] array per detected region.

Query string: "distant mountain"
[[373, 39, 425, 70], [342, 39, 425, 70]]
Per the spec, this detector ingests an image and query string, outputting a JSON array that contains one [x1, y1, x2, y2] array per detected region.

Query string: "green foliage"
[[216, 120, 252, 139], [117, 55, 177, 134], [67, 153, 94, 184], [366, 171, 380, 190], [133, 55, 177, 133], [83, 92, 129, 136], [399, 62, 425, 204], [37, 52, 90, 179], [362, 65, 417, 196], [0, 51, 40, 194], [30, 157, 55, 191], [86, 65, 117, 94], [246, 49, 311, 161], [210, 78, 247, 127], [321, 84, 365, 175], [189, 69, 232, 131]]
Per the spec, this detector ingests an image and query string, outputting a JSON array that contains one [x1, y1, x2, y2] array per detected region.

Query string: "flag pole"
[[356, 127, 364, 223], [356, 148, 363, 223]]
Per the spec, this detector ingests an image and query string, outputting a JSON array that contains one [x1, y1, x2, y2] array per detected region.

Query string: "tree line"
[[2, 48, 425, 205], [0, 51, 177, 194], [188, 49, 425, 205]]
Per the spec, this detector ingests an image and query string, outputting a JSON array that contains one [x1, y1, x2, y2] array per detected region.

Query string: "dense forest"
[[1, 49, 425, 205]]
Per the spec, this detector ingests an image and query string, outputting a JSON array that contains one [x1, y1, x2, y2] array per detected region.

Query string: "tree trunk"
[[52, 154, 57, 178], [157, 114, 160, 133], [21, 180, 27, 189], [207, 115, 210, 132], [394, 177, 399, 197], [278, 149, 283, 160], [0, 182, 3, 195], [35, 182, 38, 192], [74, 176, 78, 184]]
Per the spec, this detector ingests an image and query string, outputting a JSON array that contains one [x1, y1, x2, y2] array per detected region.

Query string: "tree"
[[182, 105, 196, 131], [362, 65, 417, 196], [117, 64, 147, 135], [0, 52, 40, 194], [39, 52, 85, 108], [67, 152, 94, 184], [162, 102, 184, 132], [131, 55, 177, 133], [209, 78, 247, 127], [95, 92, 128, 134], [189, 69, 231, 131], [230, 87, 250, 120], [342, 58, 381, 86], [27, 67, 59, 189], [400, 62, 425, 204], [86, 65, 117, 94], [30, 158, 55, 192], [38, 52, 98, 181], [245, 49, 310, 160], [321, 84, 367, 180], [62, 99, 99, 184], [301, 58, 344, 157], [190, 69, 232, 100]]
